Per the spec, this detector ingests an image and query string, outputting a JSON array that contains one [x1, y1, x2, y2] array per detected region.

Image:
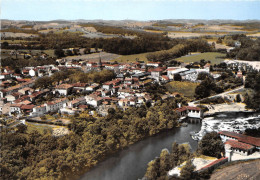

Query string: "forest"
[[244, 71, 260, 111], [226, 35, 260, 61], [1, 97, 187, 180]]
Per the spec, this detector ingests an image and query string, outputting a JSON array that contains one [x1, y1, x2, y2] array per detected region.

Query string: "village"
[[1, 51, 260, 122]]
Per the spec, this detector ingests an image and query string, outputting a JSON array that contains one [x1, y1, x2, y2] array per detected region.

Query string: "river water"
[[80, 124, 201, 180]]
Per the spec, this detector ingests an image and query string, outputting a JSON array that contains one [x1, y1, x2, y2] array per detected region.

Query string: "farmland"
[[176, 52, 226, 64]]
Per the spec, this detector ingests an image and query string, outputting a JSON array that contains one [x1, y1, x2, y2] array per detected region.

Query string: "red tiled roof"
[[21, 104, 35, 110], [161, 75, 169, 80], [219, 131, 260, 147], [199, 157, 228, 171], [175, 106, 201, 112], [56, 84, 73, 89], [225, 139, 254, 150], [151, 67, 164, 72]]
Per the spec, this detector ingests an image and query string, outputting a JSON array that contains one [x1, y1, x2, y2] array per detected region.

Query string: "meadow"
[[176, 52, 226, 64]]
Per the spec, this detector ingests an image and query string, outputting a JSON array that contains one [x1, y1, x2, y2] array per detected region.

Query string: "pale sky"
[[1, 0, 260, 21]]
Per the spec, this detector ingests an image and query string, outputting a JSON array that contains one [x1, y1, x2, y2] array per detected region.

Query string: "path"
[[189, 86, 244, 106]]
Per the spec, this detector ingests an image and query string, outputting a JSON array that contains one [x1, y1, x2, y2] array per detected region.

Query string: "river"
[[80, 124, 201, 180]]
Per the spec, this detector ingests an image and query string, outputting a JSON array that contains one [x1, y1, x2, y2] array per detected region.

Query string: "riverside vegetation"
[[0, 97, 189, 180]]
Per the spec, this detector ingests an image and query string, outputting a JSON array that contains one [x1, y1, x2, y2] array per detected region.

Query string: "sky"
[[1, 0, 260, 21]]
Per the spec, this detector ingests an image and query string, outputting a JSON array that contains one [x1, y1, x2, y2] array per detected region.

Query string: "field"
[[26, 122, 54, 134], [65, 52, 120, 62], [112, 52, 151, 63], [176, 52, 226, 64], [166, 81, 199, 99]]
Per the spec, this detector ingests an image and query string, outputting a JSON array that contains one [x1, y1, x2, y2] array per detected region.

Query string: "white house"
[[30, 105, 47, 117], [45, 98, 69, 112], [85, 94, 102, 107], [175, 106, 203, 119], [55, 84, 73, 96]]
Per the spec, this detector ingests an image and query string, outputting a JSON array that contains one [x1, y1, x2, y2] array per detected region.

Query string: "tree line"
[[146, 39, 213, 62]]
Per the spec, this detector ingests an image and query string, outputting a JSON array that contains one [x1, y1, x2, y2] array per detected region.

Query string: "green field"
[[112, 52, 150, 63], [166, 81, 199, 99], [176, 52, 226, 64], [26, 122, 54, 134]]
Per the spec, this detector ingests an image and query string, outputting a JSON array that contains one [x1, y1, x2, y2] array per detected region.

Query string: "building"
[[175, 106, 203, 119], [219, 131, 260, 152], [55, 84, 73, 96], [224, 139, 255, 156]]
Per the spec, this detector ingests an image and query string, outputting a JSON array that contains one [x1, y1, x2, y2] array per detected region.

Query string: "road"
[[189, 85, 244, 106]]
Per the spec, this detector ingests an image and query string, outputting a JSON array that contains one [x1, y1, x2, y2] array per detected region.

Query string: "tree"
[[197, 132, 224, 158], [159, 149, 171, 176], [174, 73, 182, 81], [2, 41, 9, 48], [216, 37, 222, 44], [35, 76, 53, 89], [66, 50, 73, 56], [197, 72, 209, 81], [180, 160, 195, 180], [145, 158, 160, 180], [195, 77, 216, 99], [54, 48, 65, 58]]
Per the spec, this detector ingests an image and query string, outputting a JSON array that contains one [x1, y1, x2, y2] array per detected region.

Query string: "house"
[[219, 131, 260, 152], [20, 104, 35, 115], [86, 83, 100, 92], [224, 139, 255, 156], [30, 105, 47, 117], [55, 84, 73, 96], [6, 92, 23, 103], [9, 104, 23, 115], [18, 87, 33, 95], [175, 106, 203, 119], [85, 94, 103, 107], [151, 67, 164, 81], [67, 97, 86, 108], [72, 83, 88, 92], [147, 62, 161, 67], [167, 67, 188, 80], [45, 98, 69, 112], [0, 79, 35, 98]]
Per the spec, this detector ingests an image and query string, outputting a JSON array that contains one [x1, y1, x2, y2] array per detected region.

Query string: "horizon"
[[2, 0, 260, 21]]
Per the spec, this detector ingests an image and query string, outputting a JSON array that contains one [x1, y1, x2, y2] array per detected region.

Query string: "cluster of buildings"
[[219, 131, 260, 160], [0, 58, 209, 118]]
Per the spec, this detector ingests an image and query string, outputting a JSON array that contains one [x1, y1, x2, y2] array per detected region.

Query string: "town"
[[1, 2, 260, 179], [1, 51, 259, 121]]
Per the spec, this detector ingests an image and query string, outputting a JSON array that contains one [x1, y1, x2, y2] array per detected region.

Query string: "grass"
[[111, 52, 151, 63], [166, 81, 199, 99], [26, 122, 53, 134], [176, 52, 226, 64]]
